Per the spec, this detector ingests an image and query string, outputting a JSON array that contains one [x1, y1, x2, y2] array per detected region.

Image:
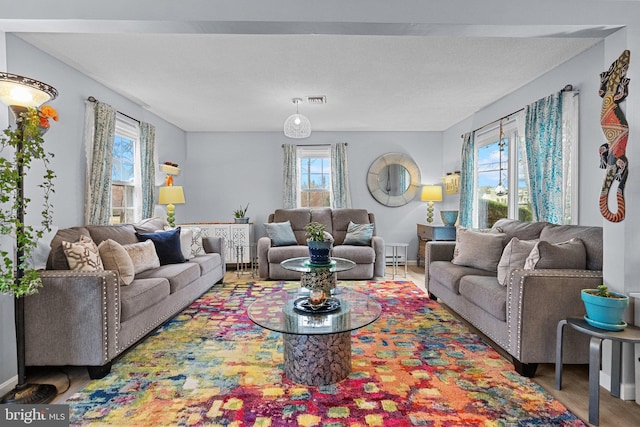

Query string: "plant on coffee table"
[[305, 221, 332, 265]]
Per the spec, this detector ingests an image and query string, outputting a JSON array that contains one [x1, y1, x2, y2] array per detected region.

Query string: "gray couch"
[[426, 219, 603, 377], [24, 218, 225, 379], [258, 208, 385, 280]]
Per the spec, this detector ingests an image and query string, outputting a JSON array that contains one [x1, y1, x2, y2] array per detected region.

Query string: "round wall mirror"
[[367, 153, 421, 207]]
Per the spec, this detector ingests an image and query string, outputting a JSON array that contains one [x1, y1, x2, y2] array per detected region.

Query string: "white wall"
[[184, 131, 443, 260], [0, 34, 187, 394]]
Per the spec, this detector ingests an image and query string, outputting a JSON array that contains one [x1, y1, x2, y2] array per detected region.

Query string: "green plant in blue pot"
[[305, 221, 332, 265], [581, 284, 629, 331]]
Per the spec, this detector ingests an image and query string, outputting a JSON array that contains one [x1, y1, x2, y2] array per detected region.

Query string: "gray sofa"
[[426, 219, 603, 377], [258, 208, 385, 280], [24, 217, 225, 379]]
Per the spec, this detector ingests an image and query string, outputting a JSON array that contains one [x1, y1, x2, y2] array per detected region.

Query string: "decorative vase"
[[234, 217, 249, 224], [581, 289, 629, 329], [440, 210, 459, 226], [307, 240, 332, 265]]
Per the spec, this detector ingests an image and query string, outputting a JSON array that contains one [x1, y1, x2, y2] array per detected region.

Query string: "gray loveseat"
[[258, 208, 385, 280], [426, 219, 603, 377], [24, 217, 225, 379]]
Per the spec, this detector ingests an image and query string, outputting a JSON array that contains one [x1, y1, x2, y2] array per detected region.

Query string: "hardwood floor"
[[25, 265, 640, 426]]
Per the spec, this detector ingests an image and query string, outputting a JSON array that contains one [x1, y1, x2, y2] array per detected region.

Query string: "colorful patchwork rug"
[[67, 280, 585, 426]]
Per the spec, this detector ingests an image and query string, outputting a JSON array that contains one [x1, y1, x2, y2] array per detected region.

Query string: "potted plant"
[[305, 221, 332, 265], [581, 284, 629, 330], [233, 203, 249, 223]]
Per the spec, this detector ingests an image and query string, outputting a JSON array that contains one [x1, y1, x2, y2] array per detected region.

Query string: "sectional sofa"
[[24, 217, 225, 379], [425, 219, 603, 377]]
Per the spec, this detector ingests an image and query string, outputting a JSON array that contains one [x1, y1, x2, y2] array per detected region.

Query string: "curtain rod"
[[460, 84, 578, 138], [281, 143, 347, 147], [87, 96, 140, 124]]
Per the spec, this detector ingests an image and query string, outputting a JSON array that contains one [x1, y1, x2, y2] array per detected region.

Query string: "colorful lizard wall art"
[[599, 49, 631, 222]]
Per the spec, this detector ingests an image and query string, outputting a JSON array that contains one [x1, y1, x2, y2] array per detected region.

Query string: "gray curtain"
[[331, 142, 352, 208], [84, 101, 116, 225], [459, 132, 475, 228], [282, 144, 297, 208], [139, 122, 156, 219]]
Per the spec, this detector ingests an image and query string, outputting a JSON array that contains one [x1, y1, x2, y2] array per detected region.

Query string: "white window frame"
[[296, 145, 332, 208], [473, 117, 522, 227], [110, 115, 141, 224]]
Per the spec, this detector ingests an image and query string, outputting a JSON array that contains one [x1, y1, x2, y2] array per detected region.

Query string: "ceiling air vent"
[[307, 96, 326, 105]]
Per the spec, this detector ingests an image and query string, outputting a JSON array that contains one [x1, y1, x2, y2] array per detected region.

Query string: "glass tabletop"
[[247, 288, 381, 335], [280, 257, 356, 273]]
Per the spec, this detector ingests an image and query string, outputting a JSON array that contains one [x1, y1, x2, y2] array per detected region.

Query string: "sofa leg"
[[428, 292, 437, 301], [513, 360, 538, 377], [87, 362, 112, 379]]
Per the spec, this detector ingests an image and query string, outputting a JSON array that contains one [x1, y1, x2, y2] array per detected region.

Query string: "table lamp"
[[158, 185, 185, 227], [421, 185, 443, 223]]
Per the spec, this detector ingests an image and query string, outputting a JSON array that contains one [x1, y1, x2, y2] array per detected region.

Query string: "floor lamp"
[[0, 72, 58, 404]]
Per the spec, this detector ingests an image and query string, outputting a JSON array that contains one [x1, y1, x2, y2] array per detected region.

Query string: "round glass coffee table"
[[280, 257, 356, 298], [247, 287, 381, 385]]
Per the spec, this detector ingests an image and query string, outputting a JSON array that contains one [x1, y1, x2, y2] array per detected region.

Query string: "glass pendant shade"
[[0, 72, 58, 108], [284, 98, 311, 138]]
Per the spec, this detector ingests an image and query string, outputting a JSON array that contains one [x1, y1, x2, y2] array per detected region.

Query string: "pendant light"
[[283, 98, 311, 139]]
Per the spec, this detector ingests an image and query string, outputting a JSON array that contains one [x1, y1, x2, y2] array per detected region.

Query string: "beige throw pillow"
[[452, 229, 505, 272], [62, 235, 104, 272], [497, 237, 539, 286], [524, 238, 587, 270], [98, 239, 135, 285], [123, 240, 160, 274]]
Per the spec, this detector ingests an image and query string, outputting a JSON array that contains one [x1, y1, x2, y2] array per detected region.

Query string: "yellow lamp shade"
[[158, 186, 185, 205], [420, 185, 443, 202]]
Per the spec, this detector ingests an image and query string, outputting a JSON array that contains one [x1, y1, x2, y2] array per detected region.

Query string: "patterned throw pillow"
[[343, 221, 374, 246], [98, 239, 135, 285], [62, 235, 104, 272], [189, 227, 205, 257]]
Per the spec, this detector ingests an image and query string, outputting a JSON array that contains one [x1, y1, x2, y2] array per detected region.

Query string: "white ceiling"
[[5, 0, 636, 133]]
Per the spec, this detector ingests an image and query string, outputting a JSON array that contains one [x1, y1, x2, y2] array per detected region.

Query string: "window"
[[110, 116, 141, 224], [297, 146, 331, 208], [474, 117, 532, 228]]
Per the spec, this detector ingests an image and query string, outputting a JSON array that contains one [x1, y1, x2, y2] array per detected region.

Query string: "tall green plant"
[[0, 107, 57, 296]]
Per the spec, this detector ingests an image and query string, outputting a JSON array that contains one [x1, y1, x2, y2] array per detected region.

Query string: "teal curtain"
[[459, 132, 475, 228], [331, 142, 352, 208], [84, 101, 116, 225], [282, 144, 297, 208], [139, 122, 156, 219], [524, 92, 563, 223]]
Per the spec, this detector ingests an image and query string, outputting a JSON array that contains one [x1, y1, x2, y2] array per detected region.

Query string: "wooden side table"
[[416, 224, 456, 266], [556, 317, 640, 426]]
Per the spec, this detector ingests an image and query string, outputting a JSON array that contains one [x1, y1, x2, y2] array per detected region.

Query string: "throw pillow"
[[98, 239, 135, 285], [524, 238, 587, 270], [496, 237, 539, 286], [265, 221, 297, 246], [451, 229, 505, 272], [343, 221, 374, 246], [187, 227, 205, 257], [452, 227, 494, 258], [62, 235, 104, 272], [123, 240, 160, 274], [136, 228, 186, 265], [163, 226, 194, 260]]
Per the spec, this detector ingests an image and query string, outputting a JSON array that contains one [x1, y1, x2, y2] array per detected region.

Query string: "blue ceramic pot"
[[307, 240, 332, 265], [581, 289, 629, 326], [440, 210, 459, 226]]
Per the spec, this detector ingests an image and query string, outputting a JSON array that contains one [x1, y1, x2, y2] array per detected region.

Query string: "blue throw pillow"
[[265, 221, 298, 246], [343, 221, 374, 245], [136, 227, 186, 265]]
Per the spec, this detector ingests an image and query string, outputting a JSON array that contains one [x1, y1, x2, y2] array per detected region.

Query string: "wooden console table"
[[417, 224, 456, 266]]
